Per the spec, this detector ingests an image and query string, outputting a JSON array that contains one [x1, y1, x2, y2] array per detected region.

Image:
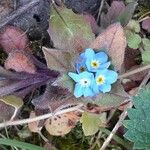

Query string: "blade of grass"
[[0, 138, 45, 150]]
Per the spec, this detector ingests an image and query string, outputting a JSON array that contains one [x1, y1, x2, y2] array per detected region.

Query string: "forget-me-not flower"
[[68, 71, 95, 98], [84, 48, 110, 72], [93, 69, 118, 93], [76, 54, 87, 73]]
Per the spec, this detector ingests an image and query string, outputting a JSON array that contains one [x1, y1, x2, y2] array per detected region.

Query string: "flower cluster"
[[68, 48, 118, 98]]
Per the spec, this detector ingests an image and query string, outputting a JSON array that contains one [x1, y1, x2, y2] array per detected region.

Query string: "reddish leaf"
[[101, 1, 125, 28], [142, 18, 150, 33], [4, 50, 36, 74], [90, 23, 126, 71], [0, 26, 29, 53]]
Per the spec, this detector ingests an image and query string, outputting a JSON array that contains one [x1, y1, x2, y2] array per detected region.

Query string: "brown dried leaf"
[[28, 111, 42, 133], [0, 26, 29, 53], [0, 95, 23, 122], [5, 50, 36, 74], [42, 47, 73, 72], [45, 111, 80, 136], [90, 23, 126, 71]]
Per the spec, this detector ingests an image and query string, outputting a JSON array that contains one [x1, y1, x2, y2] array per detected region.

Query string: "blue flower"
[[84, 48, 110, 72], [76, 54, 87, 73], [68, 71, 95, 98], [93, 69, 118, 93]]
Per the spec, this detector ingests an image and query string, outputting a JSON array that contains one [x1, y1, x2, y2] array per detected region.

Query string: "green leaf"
[[126, 31, 141, 49], [49, 7, 95, 52], [0, 138, 44, 150], [127, 20, 140, 33], [142, 38, 150, 51], [142, 51, 150, 64], [80, 112, 106, 136], [124, 84, 150, 150], [116, 2, 138, 26], [142, 38, 150, 64]]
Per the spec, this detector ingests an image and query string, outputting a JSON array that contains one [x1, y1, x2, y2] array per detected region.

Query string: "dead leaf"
[[45, 111, 80, 136], [142, 18, 150, 33], [0, 95, 23, 122], [5, 50, 36, 74], [28, 111, 42, 133], [42, 47, 73, 72], [90, 23, 126, 71], [0, 26, 29, 53]]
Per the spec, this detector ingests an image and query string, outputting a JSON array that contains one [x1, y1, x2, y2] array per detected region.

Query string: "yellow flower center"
[[91, 60, 100, 69], [96, 75, 105, 85]]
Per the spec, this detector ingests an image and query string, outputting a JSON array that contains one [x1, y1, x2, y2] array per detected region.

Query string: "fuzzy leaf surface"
[[49, 7, 95, 52], [90, 23, 126, 71]]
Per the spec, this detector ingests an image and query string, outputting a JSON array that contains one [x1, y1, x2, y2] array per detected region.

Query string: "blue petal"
[[99, 62, 111, 69], [95, 52, 108, 63], [105, 70, 118, 84], [99, 84, 111, 93], [95, 69, 107, 78], [92, 83, 99, 94], [68, 72, 80, 82], [83, 87, 94, 97], [84, 48, 95, 59], [74, 83, 83, 98], [79, 71, 94, 79]]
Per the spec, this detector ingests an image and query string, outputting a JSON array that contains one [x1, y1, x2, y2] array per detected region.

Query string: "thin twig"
[[0, 104, 83, 128], [99, 102, 132, 150], [138, 71, 150, 90], [97, 0, 105, 23], [118, 64, 150, 79]]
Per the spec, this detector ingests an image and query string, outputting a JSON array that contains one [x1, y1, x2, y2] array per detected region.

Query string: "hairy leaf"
[[49, 7, 95, 52], [5, 50, 36, 74], [42, 47, 73, 72], [124, 84, 150, 150], [0, 26, 29, 53], [81, 82, 129, 109], [32, 85, 77, 112], [90, 23, 126, 71]]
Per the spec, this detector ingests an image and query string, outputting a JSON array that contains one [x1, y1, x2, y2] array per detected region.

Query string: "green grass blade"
[[0, 138, 45, 150]]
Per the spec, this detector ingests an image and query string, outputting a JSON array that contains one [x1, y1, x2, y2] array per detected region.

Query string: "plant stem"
[[99, 102, 133, 150], [101, 128, 132, 150], [0, 104, 83, 128], [118, 64, 150, 79]]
